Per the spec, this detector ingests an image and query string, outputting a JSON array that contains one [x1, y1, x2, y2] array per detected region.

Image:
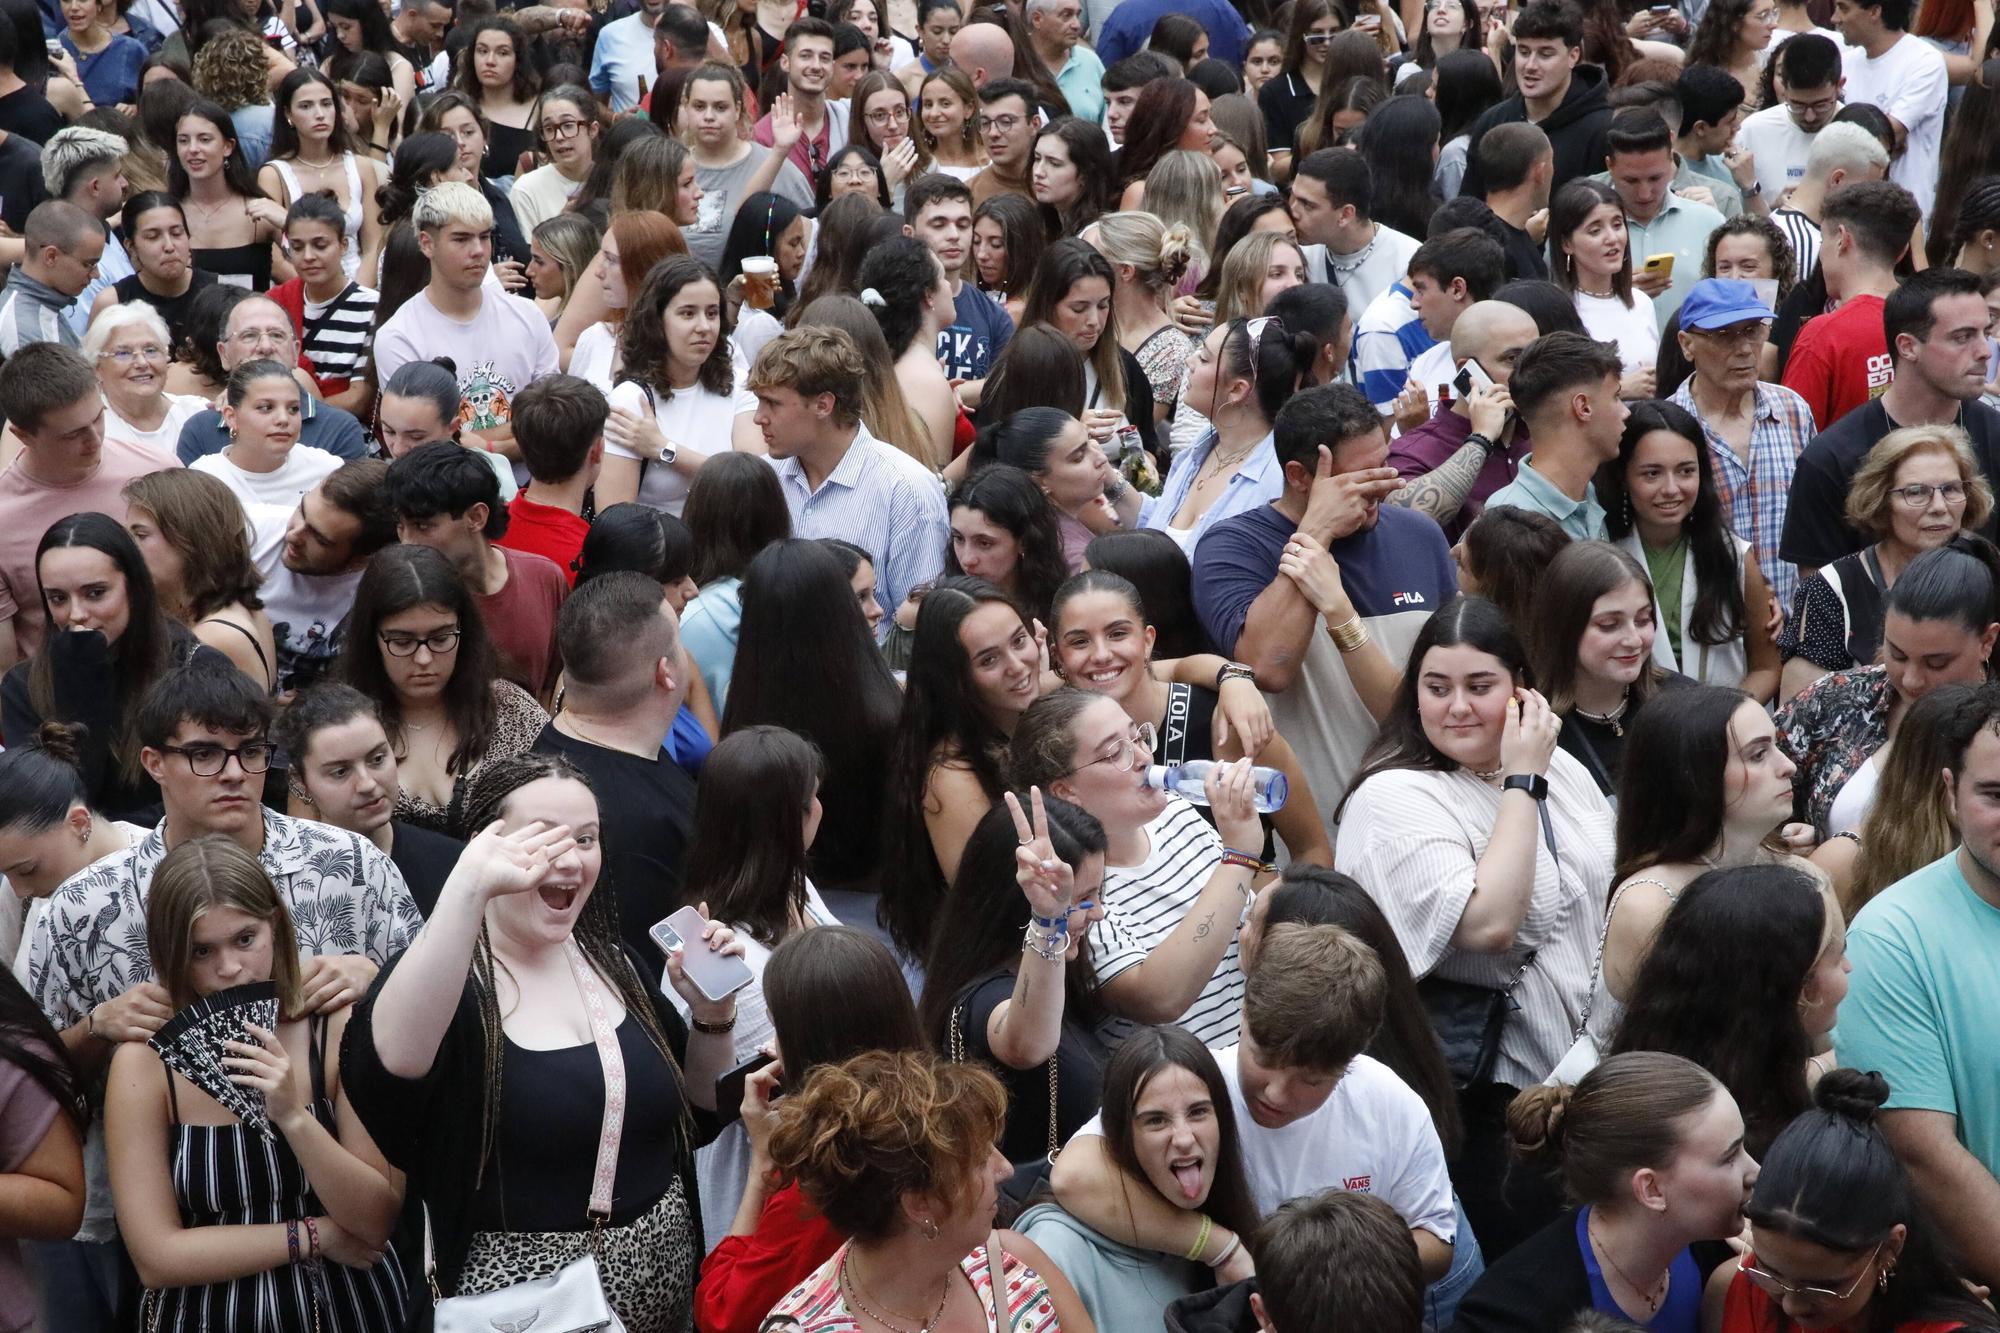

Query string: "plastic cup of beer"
[[742, 256, 779, 310]]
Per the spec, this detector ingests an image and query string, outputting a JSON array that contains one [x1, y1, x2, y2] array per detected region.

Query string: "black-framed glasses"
[[379, 627, 463, 656], [1071, 722, 1157, 776], [542, 119, 589, 142], [1740, 1243, 1882, 1303], [160, 742, 277, 776], [1890, 481, 1968, 507], [979, 112, 1027, 134]]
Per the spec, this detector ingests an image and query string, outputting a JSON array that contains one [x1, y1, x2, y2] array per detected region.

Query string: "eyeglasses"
[[1890, 481, 1968, 507], [98, 344, 168, 365], [979, 113, 1027, 133], [542, 119, 589, 141], [160, 741, 277, 776], [1784, 93, 1839, 118], [1740, 1243, 1881, 1303], [865, 104, 910, 126], [379, 627, 464, 656], [1690, 320, 1771, 346], [1072, 721, 1157, 776], [230, 328, 292, 348]]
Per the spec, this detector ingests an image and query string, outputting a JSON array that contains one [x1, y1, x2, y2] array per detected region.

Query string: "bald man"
[[1383, 300, 1542, 540], [949, 20, 1015, 88]]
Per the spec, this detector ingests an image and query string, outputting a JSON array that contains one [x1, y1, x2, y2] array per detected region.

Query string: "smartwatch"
[[1502, 774, 1549, 801], [1216, 662, 1257, 690]]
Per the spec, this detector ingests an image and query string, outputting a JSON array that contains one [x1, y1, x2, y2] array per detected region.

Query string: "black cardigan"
[[1447, 1209, 1730, 1333], [339, 943, 716, 1314]]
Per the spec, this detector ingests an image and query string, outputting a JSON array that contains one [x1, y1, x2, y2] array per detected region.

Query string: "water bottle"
[[1145, 761, 1289, 813]]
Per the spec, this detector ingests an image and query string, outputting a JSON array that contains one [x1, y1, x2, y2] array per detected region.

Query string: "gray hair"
[[41, 126, 127, 199], [1803, 121, 1890, 184], [81, 301, 171, 362]]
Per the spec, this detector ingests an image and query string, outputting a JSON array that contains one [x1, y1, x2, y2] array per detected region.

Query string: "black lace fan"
[[148, 981, 281, 1139]]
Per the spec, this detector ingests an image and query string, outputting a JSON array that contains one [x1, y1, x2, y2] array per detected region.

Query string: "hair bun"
[[1157, 222, 1194, 287], [428, 356, 458, 376], [34, 721, 85, 768], [1813, 1068, 1890, 1124], [1504, 1081, 1574, 1167]]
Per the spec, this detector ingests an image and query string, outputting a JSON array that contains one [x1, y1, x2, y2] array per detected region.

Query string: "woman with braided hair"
[[340, 752, 745, 1331], [1941, 175, 2000, 275]]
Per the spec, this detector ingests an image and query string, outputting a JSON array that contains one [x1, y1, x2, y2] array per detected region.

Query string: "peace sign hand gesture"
[[1005, 787, 1075, 922]]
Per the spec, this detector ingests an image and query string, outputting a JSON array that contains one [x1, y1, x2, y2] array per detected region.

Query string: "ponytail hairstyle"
[[1747, 1070, 2000, 1331], [1938, 174, 2000, 269], [857, 233, 945, 359], [1081, 527, 1211, 659], [0, 721, 91, 836], [968, 404, 1084, 478], [1202, 313, 1321, 426], [1506, 1051, 1723, 1205], [1884, 534, 2000, 644], [375, 131, 458, 228]]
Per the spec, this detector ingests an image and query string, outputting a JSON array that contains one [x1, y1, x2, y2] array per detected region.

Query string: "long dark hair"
[[980, 323, 1088, 420], [1118, 78, 1200, 188], [1613, 685, 1759, 883], [1461, 505, 1572, 634], [946, 466, 1069, 622], [1339, 595, 1530, 817], [880, 577, 1027, 957], [335, 543, 501, 779], [1529, 541, 1668, 715], [683, 726, 823, 948], [975, 192, 1046, 300], [31, 513, 179, 789], [1257, 865, 1463, 1154], [1098, 1027, 1261, 1242], [1886, 535, 2000, 636], [764, 925, 926, 1080], [271, 67, 358, 162], [682, 454, 790, 588], [1551, 178, 1634, 306], [1744, 1069, 1999, 1333], [1599, 399, 1748, 650], [1036, 116, 1117, 236], [721, 540, 902, 891], [457, 754, 688, 1186], [167, 99, 264, 202], [1082, 528, 1211, 658], [617, 254, 735, 400], [1608, 863, 1826, 1158], [1353, 95, 1442, 242], [919, 797, 1108, 1041], [0, 968, 87, 1127], [1021, 239, 1126, 413]]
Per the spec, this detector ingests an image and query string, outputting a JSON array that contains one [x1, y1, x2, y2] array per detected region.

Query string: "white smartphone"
[[649, 906, 754, 1003], [1453, 357, 1497, 398]]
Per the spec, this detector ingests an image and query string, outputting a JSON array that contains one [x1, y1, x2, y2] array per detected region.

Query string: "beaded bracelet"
[[1221, 848, 1273, 874], [286, 1220, 301, 1266]]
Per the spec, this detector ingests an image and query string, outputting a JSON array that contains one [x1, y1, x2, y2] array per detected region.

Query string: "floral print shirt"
[[1773, 664, 1894, 833]]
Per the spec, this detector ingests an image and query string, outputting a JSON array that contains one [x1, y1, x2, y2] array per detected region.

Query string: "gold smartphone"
[[1642, 253, 1675, 280]]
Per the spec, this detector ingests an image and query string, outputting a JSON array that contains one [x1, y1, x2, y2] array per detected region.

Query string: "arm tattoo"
[[1193, 909, 1216, 941], [1388, 434, 1490, 522]]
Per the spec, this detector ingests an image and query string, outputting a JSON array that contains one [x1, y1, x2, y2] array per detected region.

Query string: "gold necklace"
[[839, 1255, 951, 1333], [294, 152, 339, 171], [1195, 438, 1258, 488], [1588, 1215, 1669, 1315]]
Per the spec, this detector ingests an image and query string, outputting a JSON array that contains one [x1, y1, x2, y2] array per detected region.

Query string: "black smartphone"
[[714, 1051, 778, 1127]]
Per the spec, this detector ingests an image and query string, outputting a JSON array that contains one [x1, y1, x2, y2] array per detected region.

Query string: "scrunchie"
[[860, 287, 887, 307]]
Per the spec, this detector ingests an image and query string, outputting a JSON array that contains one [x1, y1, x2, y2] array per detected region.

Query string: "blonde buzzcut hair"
[[1845, 424, 1994, 540], [412, 180, 494, 234]]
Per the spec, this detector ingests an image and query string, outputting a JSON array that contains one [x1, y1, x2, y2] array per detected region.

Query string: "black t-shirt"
[[1258, 73, 1317, 153], [0, 86, 62, 146], [957, 970, 1106, 1168], [1780, 397, 2000, 571], [1558, 672, 1693, 796], [1497, 218, 1551, 282], [114, 268, 218, 354], [388, 819, 464, 918], [531, 723, 696, 964], [0, 131, 47, 233]]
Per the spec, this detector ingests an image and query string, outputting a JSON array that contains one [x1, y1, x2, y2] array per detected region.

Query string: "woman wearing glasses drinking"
[[1005, 687, 1264, 1052], [1722, 1069, 1998, 1333], [335, 544, 548, 836], [507, 86, 598, 241], [1780, 427, 1992, 700], [85, 303, 212, 457]]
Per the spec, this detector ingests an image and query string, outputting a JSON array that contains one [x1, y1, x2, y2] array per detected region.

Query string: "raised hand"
[[452, 819, 578, 901], [1466, 380, 1512, 440], [769, 91, 804, 154], [1206, 758, 1265, 856], [1005, 787, 1077, 923], [1301, 445, 1402, 544], [663, 900, 748, 1019], [1499, 687, 1560, 777]]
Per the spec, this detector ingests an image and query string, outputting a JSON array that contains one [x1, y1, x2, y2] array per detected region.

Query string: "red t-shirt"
[[694, 1179, 843, 1333], [1721, 1266, 1966, 1333], [1781, 294, 1892, 431], [497, 495, 588, 587], [479, 545, 567, 699]]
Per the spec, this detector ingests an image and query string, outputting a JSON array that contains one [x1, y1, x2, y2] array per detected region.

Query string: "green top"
[[1643, 536, 1689, 661]]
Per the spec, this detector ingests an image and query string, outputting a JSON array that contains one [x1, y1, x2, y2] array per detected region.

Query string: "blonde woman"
[[1210, 230, 1307, 326], [1841, 683, 1976, 916], [1092, 212, 1198, 422], [1140, 150, 1226, 296], [526, 212, 603, 324]]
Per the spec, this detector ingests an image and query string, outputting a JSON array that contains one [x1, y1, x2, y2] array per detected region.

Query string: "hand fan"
[[148, 981, 281, 1139]]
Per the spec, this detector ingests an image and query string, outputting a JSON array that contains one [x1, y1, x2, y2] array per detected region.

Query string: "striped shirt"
[[1087, 797, 1245, 1051], [300, 281, 379, 387], [1772, 207, 1821, 280], [1335, 756, 1615, 1089], [1669, 377, 1817, 614], [0, 268, 77, 354], [1354, 281, 1439, 414], [770, 422, 948, 629]]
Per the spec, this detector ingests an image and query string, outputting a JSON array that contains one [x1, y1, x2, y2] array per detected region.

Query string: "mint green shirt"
[[1621, 192, 1728, 333], [1482, 455, 1608, 541], [1053, 45, 1106, 125], [1838, 851, 2000, 1177]]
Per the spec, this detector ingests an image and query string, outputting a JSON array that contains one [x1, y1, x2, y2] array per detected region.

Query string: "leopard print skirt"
[[457, 1177, 695, 1333]]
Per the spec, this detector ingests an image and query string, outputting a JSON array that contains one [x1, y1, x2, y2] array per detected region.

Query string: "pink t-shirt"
[[0, 435, 180, 656], [0, 1045, 64, 1333]]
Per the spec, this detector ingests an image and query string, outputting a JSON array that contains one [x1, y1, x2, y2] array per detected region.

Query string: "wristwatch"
[[1502, 774, 1549, 801], [656, 438, 679, 465], [1216, 662, 1257, 690]]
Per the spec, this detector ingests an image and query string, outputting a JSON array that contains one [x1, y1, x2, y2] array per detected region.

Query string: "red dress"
[[694, 1179, 842, 1333], [1721, 1268, 1967, 1333]]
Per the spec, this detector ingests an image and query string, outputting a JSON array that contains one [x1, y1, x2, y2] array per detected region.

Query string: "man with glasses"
[[1783, 268, 2000, 577], [1025, 0, 1102, 125], [683, 61, 813, 271], [970, 77, 1039, 207], [0, 343, 177, 670], [373, 182, 558, 466], [385, 441, 569, 701], [1734, 33, 1844, 203], [174, 292, 368, 465], [753, 18, 850, 182], [1668, 279, 1818, 615], [0, 199, 100, 353]]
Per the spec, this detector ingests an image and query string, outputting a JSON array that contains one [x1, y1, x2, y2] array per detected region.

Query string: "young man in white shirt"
[[1288, 149, 1422, 323], [371, 182, 558, 465], [1832, 0, 1947, 218], [1733, 32, 1844, 203], [1049, 923, 1459, 1284], [589, 0, 670, 113]]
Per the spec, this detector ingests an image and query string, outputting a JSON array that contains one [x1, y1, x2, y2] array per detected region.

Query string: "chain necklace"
[[293, 152, 339, 171], [1193, 436, 1259, 490], [1572, 689, 1632, 737], [839, 1254, 951, 1333], [1588, 1215, 1669, 1316]]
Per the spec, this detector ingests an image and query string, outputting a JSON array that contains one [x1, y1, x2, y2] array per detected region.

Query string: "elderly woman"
[[1779, 425, 1993, 701], [86, 302, 212, 454]]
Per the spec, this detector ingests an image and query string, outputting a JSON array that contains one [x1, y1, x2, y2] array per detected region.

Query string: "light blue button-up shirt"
[[1483, 454, 1608, 541], [1139, 429, 1283, 557]]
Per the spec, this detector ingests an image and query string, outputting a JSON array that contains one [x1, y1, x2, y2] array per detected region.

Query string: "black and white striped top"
[[1772, 207, 1822, 282], [1088, 797, 1245, 1051], [300, 282, 379, 387]]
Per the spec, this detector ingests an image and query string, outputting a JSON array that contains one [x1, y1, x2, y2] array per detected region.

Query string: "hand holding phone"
[[715, 1051, 777, 1127], [651, 905, 753, 1004]]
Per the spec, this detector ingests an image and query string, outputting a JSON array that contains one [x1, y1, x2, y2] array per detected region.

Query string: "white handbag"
[[431, 938, 631, 1333]]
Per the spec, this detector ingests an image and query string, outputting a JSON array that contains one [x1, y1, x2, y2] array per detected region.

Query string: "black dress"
[[113, 269, 220, 354], [194, 240, 274, 292], [1557, 672, 1695, 797], [952, 970, 1105, 1167], [481, 119, 537, 182]]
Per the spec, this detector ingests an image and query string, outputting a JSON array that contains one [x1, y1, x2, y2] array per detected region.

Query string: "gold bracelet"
[[1329, 615, 1371, 653]]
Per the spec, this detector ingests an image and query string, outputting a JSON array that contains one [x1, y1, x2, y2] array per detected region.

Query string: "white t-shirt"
[[1086, 797, 1244, 1049], [573, 320, 618, 392], [1303, 224, 1423, 328], [192, 443, 341, 510], [1734, 104, 1818, 203], [509, 163, 585, 240], [371, 288, 561, 441], [604, 345, 758, 516], [1576, 290, 1661, 375], [1841, 33, 1948, 219], [103, 392, 209, 455]]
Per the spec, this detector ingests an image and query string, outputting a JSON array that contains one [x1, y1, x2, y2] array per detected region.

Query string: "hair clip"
[[860, 287, 887, 307]]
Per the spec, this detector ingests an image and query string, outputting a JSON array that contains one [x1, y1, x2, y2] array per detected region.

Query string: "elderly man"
[[1026, 0, 1102, 123], [0, 199, 100, 352], [175, 292, 368, 463]]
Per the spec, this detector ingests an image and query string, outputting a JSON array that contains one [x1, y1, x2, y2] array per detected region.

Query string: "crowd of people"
[[0, 0, 1998, 1328]]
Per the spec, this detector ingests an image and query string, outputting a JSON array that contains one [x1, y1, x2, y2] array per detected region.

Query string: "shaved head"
[[1450, 301, 1541, 383], [950, 22, 1014, 85]]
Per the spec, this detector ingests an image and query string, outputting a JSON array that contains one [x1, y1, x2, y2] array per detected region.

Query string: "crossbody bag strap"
[[951, 989, 1059, 1162], [1569, 877, 1650, 1042], [564, 936, 627, 1222]]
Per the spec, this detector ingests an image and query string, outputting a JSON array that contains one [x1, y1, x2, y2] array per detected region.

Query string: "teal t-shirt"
[[1836, 850, 2000, 1174]]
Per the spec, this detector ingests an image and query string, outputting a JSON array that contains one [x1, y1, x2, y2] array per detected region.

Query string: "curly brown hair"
[[614, 253, 734, 401], [192, 27, 271, 112], [767, 1049, 1006, 1241]]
